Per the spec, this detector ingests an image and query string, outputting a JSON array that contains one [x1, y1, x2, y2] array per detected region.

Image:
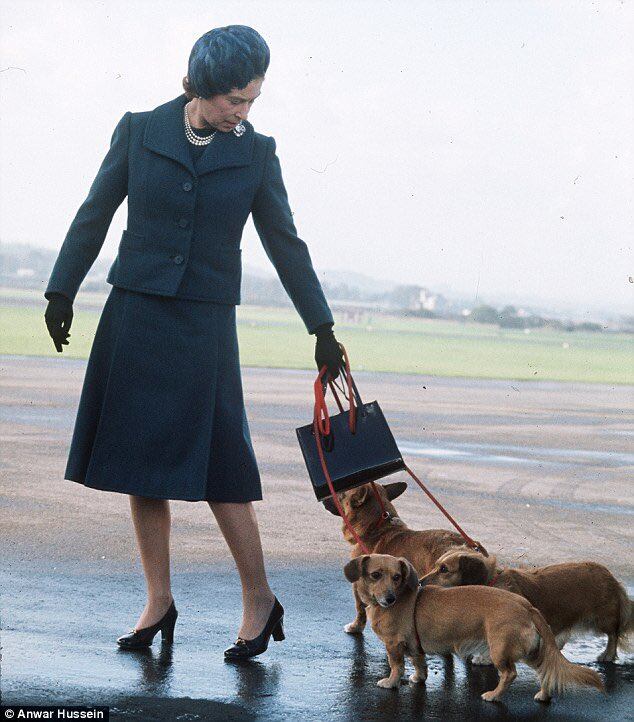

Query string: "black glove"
[[44, 292, 73, 353], [314, 323, 344, 380]]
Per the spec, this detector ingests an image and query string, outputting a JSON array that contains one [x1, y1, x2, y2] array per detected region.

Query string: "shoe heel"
[[272, 619, 285, 642], [161, 611, 177, 644]]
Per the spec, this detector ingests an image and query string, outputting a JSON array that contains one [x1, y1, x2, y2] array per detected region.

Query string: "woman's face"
[[195, 77, 264, 131]]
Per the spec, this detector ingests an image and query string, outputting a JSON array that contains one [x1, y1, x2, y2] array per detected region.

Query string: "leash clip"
[[471, 541, 489, 558]]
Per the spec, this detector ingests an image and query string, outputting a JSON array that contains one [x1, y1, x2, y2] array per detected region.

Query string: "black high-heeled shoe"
[[117, 600, 178, 649], [224, 597, 285, 660]]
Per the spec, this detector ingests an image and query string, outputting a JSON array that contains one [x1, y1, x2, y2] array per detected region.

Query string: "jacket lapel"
[[195, 124, 255, 176], [143, 93, 255, 177], [143, 94, 195, 176]]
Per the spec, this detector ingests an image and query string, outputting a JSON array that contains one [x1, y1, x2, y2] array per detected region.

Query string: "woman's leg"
[[208, 501, 275, 639], [129, 495, 174, 629]]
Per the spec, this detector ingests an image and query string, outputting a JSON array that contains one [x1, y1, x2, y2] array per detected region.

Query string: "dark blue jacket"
[[46, 93, 333, 334]]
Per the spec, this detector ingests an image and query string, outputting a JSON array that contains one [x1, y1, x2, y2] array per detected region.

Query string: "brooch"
[[233, 121, 246, 137]]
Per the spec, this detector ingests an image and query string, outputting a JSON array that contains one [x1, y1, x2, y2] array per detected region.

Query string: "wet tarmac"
[[1, 355, 633, 720], [397, 438, 634, 469], [2, 561, 632, 722]]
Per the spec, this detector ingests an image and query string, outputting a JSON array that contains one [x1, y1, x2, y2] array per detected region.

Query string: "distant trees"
[[389, 285, 424, 310], [621, 316, 634, 333], [577, 321, 603, 332], [470, 304, 498, 323], [469, 303, 601, 333]]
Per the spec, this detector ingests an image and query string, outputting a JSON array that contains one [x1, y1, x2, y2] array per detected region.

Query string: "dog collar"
[[369, 509, 393, 530]]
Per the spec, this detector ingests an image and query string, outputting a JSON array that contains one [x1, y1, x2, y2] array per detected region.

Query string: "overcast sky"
[[1, 0, 632, 315]]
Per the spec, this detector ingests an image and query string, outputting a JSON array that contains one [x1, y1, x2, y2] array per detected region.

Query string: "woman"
[[43, 25, 343, 660]]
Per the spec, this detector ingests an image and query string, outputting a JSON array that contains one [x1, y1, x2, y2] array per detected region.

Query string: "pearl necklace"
[[183, 103, 217, 146]]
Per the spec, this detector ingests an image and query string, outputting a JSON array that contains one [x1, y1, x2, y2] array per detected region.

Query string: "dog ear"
[[384, 481, 407, 501], [350, 486, 369, 507], [322, 497, 341, 516], [399, 558, 420, 591], [458, 555, 489, 585], [344, 555, 368, 583]]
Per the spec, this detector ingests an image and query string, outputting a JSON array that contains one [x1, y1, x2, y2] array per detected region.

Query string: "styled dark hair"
[[183, 25, 270, 99]]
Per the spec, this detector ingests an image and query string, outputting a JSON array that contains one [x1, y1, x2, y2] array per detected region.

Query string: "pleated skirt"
[[64, 285, 262, 502]]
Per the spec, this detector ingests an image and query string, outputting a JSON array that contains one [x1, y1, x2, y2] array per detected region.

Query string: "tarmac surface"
[[1, 354, 633, 720]]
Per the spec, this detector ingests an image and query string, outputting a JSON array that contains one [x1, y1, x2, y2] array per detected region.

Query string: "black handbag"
[[295, 348, 487, 558], [296, 362, 405, 501]]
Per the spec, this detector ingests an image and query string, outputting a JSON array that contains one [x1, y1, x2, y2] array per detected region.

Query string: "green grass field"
[[2, 289, 632, 384]]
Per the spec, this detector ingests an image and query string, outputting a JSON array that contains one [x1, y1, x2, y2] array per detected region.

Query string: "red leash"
[[314, 356, 379, 554], [413, 588, 424, 654], [313, 413, 370, 554], [313, 346, 486, 557], [403, 464, 487, 556]]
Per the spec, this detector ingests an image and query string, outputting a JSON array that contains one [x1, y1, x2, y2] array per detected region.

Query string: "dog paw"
[[409, 671, 426, 684], [471, 653, 493, 666], [344, 622, 365, 635], [534, 690, 552, 704], [481, 691, 500, 703], [597, 651, 616, 663], [377, 677, 399, 689]]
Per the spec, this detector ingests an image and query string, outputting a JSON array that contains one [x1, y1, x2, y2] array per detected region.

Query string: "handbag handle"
[[312, 344, 373, 554], [313, 344, 358, 435], [330, 362, 364, 410]]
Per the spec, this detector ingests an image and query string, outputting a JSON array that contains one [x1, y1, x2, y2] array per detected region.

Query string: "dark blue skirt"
[[65, 286, 262, 502]]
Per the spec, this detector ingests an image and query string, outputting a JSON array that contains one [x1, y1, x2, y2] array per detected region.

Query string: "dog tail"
[[615, 581, 634, 652], [528, 606, 604, 697]]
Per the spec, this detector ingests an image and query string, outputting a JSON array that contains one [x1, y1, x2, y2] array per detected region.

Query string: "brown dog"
[[323, 481, 482, 633], [421, 548, 633, 662], [344, 554, 604, 703]]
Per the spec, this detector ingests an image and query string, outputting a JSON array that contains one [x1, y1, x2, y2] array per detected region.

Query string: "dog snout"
[[379, 592, 396, 607]]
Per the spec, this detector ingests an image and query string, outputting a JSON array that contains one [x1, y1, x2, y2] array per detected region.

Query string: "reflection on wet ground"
[[2, 563, 632, 721], [397, 438, 634, 469], [2, 359, 632, 719]]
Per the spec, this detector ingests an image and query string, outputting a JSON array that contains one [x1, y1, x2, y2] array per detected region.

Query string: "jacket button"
[[178, 218, 189, 228], [173, 254, 184, 265], [182, 181, 193, 192]]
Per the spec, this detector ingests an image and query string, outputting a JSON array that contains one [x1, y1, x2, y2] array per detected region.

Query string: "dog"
[[421, 548, 633, 663], [323, 481, 485, 634], [344, 553, 604, 703]]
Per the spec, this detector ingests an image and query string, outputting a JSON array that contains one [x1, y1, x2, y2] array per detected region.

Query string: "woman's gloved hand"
[[314, 323, 344, 380], [44, 292, 73, 353]]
